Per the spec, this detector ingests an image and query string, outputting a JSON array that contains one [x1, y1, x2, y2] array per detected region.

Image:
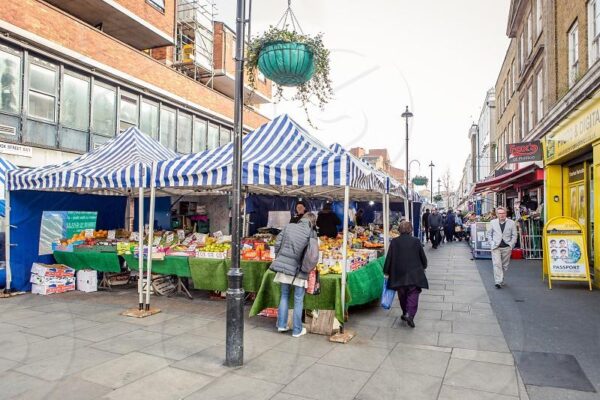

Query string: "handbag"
[[306, 269, 321, 295], [380, 278, 396, 310]]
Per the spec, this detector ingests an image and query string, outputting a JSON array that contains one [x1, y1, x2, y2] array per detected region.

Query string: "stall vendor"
[[290, 200, 308, 223], [317, 202, 342, 238]]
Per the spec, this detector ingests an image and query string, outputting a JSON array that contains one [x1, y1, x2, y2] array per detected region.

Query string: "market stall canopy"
[[328, 143, 404, 198], [473, 164, 543, 195], [153, 114, 386, 199], [0, 157, 16, 217], [7, 127, 176, 193]]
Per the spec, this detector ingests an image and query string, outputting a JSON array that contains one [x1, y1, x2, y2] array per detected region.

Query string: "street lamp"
[[401, 106, 413, 221], [226, 0, 248, 367], [428, 161, 435, 203], [437, 178, 441, 200]]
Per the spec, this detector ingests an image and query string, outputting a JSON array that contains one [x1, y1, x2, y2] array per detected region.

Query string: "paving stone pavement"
[[0, 242, 529, 399]]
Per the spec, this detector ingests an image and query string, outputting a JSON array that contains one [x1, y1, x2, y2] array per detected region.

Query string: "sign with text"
[[39, 211, 97, 255], [506, 141, 542, 163], [543, 217, 592, 290], [0, 142, 32, 157]]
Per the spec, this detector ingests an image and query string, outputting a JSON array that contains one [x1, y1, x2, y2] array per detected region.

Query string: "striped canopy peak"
[[8, 127, 176, 191]]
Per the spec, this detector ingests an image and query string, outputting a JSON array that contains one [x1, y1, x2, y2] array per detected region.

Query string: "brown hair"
[[399, 220, 412, 234]]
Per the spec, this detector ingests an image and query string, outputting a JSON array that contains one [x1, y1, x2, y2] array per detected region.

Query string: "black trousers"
[[423, 226, 430, 241], [430, 228, 441, 247]]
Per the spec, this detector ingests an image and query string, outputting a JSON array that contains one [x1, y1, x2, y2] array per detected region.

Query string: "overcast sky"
[[214, 0, 510, 188]]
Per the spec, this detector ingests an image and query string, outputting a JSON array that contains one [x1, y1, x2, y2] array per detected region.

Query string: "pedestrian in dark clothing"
[[383, 220, 428, 328], [317, 202, 341, 238], [428, 208, 443, 248], [445, 209, 456, 242], [289, 200, 308, 223], [422, 209, 431, 242], [355, 209, 364, 227]]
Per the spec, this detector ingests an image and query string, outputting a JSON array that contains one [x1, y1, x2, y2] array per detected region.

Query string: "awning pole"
[[383, 192, 390, 256], [138, 187, 144, 310], [341, 185, 350, 330], [145, 178, 156, 310], [4, 187, 11, 292]]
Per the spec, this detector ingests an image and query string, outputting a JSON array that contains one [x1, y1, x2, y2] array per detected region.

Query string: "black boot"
[[406, 315, 415, 328], [400, 313, 408, 322]]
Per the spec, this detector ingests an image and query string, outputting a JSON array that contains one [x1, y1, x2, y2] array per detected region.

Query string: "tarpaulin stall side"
[[6, 191, 126, 291]]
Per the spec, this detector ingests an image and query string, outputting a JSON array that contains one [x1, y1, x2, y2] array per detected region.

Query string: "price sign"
[[107, 230, 116, 240]]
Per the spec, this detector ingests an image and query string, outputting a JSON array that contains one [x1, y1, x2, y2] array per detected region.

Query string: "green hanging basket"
[[257, 41, 316, 87], [412, 176, 428, 186]]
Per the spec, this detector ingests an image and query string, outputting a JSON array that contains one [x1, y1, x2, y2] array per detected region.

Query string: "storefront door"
[[589, 164, 594, 268], [568, 162, 592, 266]]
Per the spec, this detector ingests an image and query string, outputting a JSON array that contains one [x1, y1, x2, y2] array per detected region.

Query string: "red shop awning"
[[473, 164, 543, 195]]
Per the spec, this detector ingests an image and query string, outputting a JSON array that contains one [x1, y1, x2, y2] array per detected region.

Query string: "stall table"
[[123, 254, 191, 277], [53, 249, 121, 273], [249, 257, 385, 323], [188, 258, 271, 292]]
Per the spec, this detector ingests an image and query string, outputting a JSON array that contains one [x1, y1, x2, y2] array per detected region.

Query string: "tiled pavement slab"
[[0, 242, 529, 399]]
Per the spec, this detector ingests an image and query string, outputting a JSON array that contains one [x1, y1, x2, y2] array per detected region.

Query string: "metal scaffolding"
[[174, 0, 216, 85]]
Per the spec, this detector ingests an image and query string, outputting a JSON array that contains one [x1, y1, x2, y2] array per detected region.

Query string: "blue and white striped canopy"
[[329, 143, 401, 197], [0, 157, 17, 216], [8, 127, 176, 192], [155, 115, 350, 191]]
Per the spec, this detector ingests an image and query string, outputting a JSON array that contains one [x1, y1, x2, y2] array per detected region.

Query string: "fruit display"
[[59, 230, 108, 246]]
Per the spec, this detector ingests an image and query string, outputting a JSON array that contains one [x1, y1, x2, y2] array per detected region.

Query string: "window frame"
[[176, 110, 193, 154], [0, 45, 23, 117], [536, 0, 543, 38], [27, 57, 58, 123], [91, 80, 117, 137], [146, 0, 165, 13], [568, 21, 580, 88], [60, 69, 90, 132], [528, 84, 534, 132], [588, 0, 600, 66], [159, 104, 176, 151], [140, 98, 159, 140], [118, 90, 140, 132], [536, 68, 544, 122]]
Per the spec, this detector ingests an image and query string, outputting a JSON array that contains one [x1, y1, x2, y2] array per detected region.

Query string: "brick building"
[[349, 147, 406, 185], [0, 0, 271, 167]]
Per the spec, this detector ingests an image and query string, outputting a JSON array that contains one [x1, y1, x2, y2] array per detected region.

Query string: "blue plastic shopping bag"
[[380, 278, 396, 310]]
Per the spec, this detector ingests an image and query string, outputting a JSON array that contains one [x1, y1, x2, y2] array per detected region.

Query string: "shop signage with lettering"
[[506, 141, 542, 163], [0, 142, 32, 157], [568, 164, 585, 183]]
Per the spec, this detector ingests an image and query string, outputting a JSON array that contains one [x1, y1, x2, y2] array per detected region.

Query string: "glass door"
[[589, 163, 594, 268]]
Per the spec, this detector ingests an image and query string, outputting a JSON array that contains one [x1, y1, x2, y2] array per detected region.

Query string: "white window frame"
[[519, 33, 525, 72], [520, 97, 526, 139], [588, 0, 600, 66], [528, 84, 534, 132], [536, 68, 544, 122], [568, 21, 579, 88], [528, 12, 534, 55]]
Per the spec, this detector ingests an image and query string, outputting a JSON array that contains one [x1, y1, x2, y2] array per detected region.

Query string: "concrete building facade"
[[0, 0, 271, 167]]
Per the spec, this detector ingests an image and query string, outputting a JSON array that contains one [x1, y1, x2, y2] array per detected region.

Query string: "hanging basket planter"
[[411, 176, 428, 187], [257, 41, 315, 87]]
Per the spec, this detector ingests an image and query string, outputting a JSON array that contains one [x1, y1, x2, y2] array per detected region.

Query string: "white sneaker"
[[277, 326, 290, 333], [292, 327, 307, 338]]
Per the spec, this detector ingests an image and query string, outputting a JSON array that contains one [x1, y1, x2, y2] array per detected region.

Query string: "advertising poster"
[[39, 211, 97, 255], [570, 187, 578, 220], [547, 235, 587, 278], [578, 185, 586, 227], [475, 222, 491, 251]]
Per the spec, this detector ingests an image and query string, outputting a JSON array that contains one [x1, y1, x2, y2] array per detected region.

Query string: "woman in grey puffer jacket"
[[271, 212, 317, 337]]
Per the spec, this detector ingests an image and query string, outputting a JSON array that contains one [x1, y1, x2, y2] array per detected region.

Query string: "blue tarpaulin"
[[6, 191, 126, 291]]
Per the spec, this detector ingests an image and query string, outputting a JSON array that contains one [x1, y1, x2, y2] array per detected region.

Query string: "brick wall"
[[2, 0, 268, 129], [114, 0, 175, 39]]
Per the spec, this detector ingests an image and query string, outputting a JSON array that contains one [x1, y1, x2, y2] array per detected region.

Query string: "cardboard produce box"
[[31, 263, 75, 278], [76, 269, 98, 292], [31, 282, 75, 295], [30, 274, 75, 286]]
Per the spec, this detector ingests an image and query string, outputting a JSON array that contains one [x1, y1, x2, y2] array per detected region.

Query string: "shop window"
[[91, 83, 116, 136], [0, 48, 21, 114], [61, 72, 89, 131], [193, 117, 207, 153], [177, 112, 192, 154], [28, 62, 57, 122], [220, 127, 231, 146], [119, 93, 138, 132], [207, 123, 219, 149], [568, 21, 579, 88], [160, 106, 176, 150], [140, 100, 159, 139], [589, 0, 600, 66]]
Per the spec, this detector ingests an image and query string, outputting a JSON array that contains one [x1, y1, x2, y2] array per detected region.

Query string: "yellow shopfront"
[[544, 93, 600, 284]]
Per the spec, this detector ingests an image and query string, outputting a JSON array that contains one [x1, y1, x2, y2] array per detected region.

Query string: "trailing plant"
[[246, 26, 333, 127], [411, 175, 428, 187], [433, 194, 443, 202]]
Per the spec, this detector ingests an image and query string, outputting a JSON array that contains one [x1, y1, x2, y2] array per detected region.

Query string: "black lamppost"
[[437, 178, 441, 197], [401, 106, 413, 220], [428, 161, 435, 203], [226, 0, 247, 367]]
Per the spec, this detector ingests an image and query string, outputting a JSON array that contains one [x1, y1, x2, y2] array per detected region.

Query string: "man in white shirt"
[[486, 206, 518, 289]]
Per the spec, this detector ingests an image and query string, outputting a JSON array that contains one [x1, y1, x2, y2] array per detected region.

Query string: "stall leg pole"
[[4, 188, 11, 293], [383, 193, 390, 256], [145, 184, 156, 311], [341, 185, 350, 329], [138, 188, 144, 311]]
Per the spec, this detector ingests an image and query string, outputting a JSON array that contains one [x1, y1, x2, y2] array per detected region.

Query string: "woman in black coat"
[[383, 220, 428, 328], [317, 202, 341, 238]]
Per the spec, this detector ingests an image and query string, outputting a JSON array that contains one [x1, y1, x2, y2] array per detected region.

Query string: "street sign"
[[506, 141, 542, 163], [471, 222, 492, 259], [542, 216, 592, 290]]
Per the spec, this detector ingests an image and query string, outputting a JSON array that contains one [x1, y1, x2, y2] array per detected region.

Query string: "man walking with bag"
[[487, 206, 518, 289]]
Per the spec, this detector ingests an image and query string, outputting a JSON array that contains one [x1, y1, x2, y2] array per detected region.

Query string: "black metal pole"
[[405, 114, 409, 221], [429, 162, 434, 203], [225, 0, 246, 368]]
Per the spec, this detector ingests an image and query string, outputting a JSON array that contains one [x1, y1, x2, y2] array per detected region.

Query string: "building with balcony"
[[0, 0, 272, 167]]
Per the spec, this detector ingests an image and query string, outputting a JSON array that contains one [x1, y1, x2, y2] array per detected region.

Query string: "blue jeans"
[[277, 283, 305, 335]]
